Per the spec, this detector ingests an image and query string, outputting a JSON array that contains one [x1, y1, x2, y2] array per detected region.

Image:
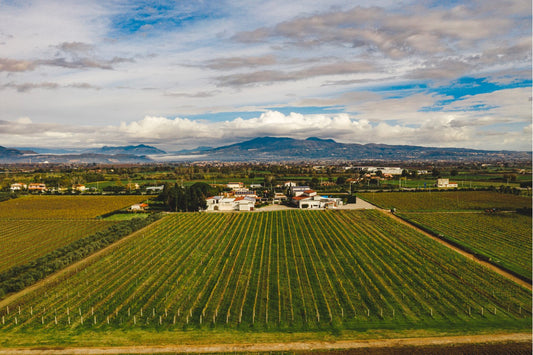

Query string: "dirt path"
[[0, 217, 167, 309], [383, 210, 532, 291], [0, 333, 530, 354]]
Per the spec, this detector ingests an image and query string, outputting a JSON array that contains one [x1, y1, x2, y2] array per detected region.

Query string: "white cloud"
[[1, 109, 530, 151]]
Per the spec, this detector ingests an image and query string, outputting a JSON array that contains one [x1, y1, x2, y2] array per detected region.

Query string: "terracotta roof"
[[292, 196, 309, 201]]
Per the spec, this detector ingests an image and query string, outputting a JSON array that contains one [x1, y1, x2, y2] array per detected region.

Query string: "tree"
[[336, 176, 346, 185]]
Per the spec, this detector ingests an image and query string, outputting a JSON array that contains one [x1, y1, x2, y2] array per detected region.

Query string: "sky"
[[0, 0, 531, 152]]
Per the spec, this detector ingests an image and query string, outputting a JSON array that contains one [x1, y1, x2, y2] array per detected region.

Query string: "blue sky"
[[0, 0, 531, 151]]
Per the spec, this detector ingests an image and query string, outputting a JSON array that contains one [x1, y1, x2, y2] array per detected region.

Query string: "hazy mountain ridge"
[[202, 136, 530, 161], [2, 138, 531, 163]]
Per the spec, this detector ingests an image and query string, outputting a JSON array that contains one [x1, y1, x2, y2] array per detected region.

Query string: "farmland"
[[397, 212, 532, 281], [0, 220, 117, 273], [0, 210, 530, 346], [0, 195, 146, 219], [358, 191, 531, 211]]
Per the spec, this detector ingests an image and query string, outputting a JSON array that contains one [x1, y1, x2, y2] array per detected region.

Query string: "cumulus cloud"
[[3, 107, 529, 151]]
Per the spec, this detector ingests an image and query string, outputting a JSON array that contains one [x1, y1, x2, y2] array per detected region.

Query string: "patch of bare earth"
[[0, 333, 530, 354]]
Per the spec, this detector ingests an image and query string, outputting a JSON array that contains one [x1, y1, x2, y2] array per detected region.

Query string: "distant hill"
[[2, 138, 530, 163], [86, 144, 166, 155], [0, 146, 28, 159], [199, 136, 531, 161], [0, 145, 153, 163]]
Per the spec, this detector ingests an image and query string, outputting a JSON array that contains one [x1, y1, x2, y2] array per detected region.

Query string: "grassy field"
[[0, 210, 529, 346], [0, 195, 147, 219], [0, 220, 117, 273], [358, 191, 531, 211]]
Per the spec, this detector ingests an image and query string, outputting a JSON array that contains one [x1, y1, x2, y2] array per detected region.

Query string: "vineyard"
[[398, 212, 532, 281], [0, 210, 530, 336], [358, 191, 531, 211], [0, 195, 146, 219], [0, 220, 117, 273]]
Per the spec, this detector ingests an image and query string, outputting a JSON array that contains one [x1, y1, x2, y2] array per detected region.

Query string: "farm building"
[[28, 183, 46, 192], [146, 185, 164, 193], [130, 203, 149, 211], [10, 183, 27, 191], [436, 178, 458, 188], [227, 182, 244, 190]]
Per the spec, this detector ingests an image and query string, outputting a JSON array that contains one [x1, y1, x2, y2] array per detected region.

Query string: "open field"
[[0, 220, 117, 273], [398, 212, 532, 281], [0, 195, 146, 219], [358, 191, 531, 211], [0, 210, 530, 346]]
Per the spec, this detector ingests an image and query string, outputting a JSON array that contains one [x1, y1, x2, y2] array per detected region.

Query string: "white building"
[[437, 178, 458, 188], [206, 196, 256, 212], [291, 186, 311, 196], [293, 195, 343, 209], [227, 182, 244, 190], [146, 185, 164, 193], [10, 183, 27, 192], [355, 167, 403, 175]]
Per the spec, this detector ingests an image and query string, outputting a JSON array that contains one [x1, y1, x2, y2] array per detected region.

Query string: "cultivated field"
[[0, 195, 146, 219], [0, 220, 117, 273], [0, 210, 529, 344], [358, 191, 531, 211], [398, 212, 532, 281]]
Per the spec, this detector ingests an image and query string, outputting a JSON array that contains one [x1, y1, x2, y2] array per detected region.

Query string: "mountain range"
[[2, 137, 531, 163]]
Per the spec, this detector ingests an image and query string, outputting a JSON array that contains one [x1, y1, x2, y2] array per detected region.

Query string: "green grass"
[[0, 210, 530, 346], [102, 213, 151, 221]]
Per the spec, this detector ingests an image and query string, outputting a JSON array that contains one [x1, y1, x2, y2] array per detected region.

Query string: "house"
[[284, 181, 297, 187], [273, 192, 287, 204], [10, 183, 27, 192], [206, 196, 237, 211], [291, 186, 311, 196], [291, 190, 343, 209], [227, 182, 244, 190], [249, 183, 262, 189], [293, 195, 343, 209], [235, 196, 255, 211], [130, 203, 149, 211], [72, 184, 86, 192], [206, 195, 256, 211], [28, 183, 46, 192], [234, 189, 258, 198], [437, 178, 458, 188]]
